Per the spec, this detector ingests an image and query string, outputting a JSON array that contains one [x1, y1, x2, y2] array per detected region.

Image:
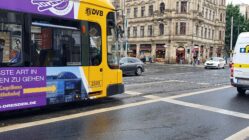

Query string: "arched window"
[[159, 24, 164, 35], [160, 2, 165, 14]]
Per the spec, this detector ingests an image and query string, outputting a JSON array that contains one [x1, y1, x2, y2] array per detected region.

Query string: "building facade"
[[239, 4, 249, 20], [124, 0, 226, 64]]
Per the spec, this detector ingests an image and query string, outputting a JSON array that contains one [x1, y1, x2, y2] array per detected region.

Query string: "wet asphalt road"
[[1, 64, 249, 140]]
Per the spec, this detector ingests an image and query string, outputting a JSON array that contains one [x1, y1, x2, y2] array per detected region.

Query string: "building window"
[[148, 25, 153, 37], [181, 1, 187, 13], [159, 24, 164, 35], [176, 2, 179, 13], [201, 27, 203, 38], [205, 9, 208, 19], [202, 7, 204, 16], [176, 22, 179, 35], [219, 30, 222, 40], [196, 25, 199, 36], [212, 29, 214, 39], [205, 28, 207, 38], [213, 11, 215, 20], [149, 5, 154, 16], [208, 29, 211, 39], [140, 26, 144, 37], [134, 8, 138, 18], [160, 2, 165, 14], [180, 22, 186, 35], [133, 27, 137, 37], [128, 27, 130, 38], [220, 13, 223, 22], [209, 10, 212, 20], [127, 8, 130, 17], [141, 6, 145, 17]]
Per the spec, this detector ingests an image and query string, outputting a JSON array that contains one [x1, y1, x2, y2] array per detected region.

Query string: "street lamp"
[[122, 0, 128, 57], [115, 0, 128, 57]]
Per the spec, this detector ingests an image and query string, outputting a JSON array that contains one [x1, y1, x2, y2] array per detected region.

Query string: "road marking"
[[161, 98, 249, 120], [126, 80, 225, 88], [143, 95, 161, 99], [0, 99, 160, 133], [225, 127, 249, 140], [196, 82, 210, 85], [125, 85, 231, 99], [125, 91, 143, 96], [0, 86, 234, 133], [125, 80, 184, 87], [166, 86, 232, 99], [175, 72, 195, 75], [143, 90, 249, 140]]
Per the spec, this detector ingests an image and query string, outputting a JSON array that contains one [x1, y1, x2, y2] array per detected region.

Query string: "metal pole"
[[238, 16, 240, 34], [230, 16, 233, 59], [123, 0, 128, 57]]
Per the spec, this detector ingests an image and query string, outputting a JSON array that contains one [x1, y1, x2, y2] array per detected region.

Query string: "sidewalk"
[[147, 62, 229, 68], [146, 62, 205, 68], [163, 63, 205, 68]]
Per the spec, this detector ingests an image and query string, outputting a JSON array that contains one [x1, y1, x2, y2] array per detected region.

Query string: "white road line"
[[125, 91, 143, 96], [196, 82, 210, 85], [125, 85, 231, 99], [143, 91, 249, 140], [126, 80, 224, 88], [125, 80, 184, 87], [161, 98, 249, 120], [0, 86, 234, 134], [0, 99, 160, 133], [175, 72, 195, 75], [167, 86, 232, 99], [225, 127, 249, 140], [143, 95, 161, 99]]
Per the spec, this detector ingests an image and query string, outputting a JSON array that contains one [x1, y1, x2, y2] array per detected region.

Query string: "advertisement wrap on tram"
[[0, 0, 124, 112], [0, 67, 89, 112]]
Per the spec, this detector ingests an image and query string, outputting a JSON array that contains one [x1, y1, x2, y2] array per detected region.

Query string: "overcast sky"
[[226, 0, 249, 5]]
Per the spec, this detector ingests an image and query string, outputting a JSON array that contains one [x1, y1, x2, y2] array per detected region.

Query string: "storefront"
[[156, 44, 165, 62], [216, 47, 222, 57], [140, 44, 152, 62], [128, 44, 137, 57], [176, 47, 185, 64]]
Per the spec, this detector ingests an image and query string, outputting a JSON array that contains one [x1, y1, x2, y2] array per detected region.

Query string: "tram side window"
[[88, 23, 102, 66], [107, 12, 119, 69], [0, 11, 23, 66], [31, 22, 82, 67]]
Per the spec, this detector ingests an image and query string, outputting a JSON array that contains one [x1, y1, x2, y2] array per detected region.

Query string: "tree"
[[225, 4, 249, 56]]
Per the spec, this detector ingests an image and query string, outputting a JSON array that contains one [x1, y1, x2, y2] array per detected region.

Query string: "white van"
[[231, 32, 249, 95]]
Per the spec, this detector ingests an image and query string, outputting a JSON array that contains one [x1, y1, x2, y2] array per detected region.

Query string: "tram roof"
[[81, 0, 115, 10], [0, 0, 115, 19]]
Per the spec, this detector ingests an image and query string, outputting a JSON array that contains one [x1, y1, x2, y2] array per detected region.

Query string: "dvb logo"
[[86, 8, 103, 17]]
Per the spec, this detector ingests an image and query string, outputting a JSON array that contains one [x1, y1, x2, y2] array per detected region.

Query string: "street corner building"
[[114, 0, 226, 64]]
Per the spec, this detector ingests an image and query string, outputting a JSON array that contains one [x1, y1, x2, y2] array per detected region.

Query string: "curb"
[[146, 63, 205, 68]]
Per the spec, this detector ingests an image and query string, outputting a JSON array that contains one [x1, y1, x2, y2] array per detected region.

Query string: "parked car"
[[204, 57, 226, 69], [119, 57, 145, 76]]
